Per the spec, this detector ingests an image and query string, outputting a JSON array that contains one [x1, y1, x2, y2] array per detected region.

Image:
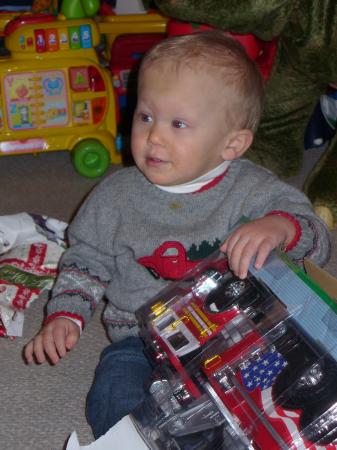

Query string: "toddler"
[[24, 31, 331, 439]]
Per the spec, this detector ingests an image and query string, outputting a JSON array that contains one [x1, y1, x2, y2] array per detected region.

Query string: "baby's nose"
[[148, 123, 164, 146]]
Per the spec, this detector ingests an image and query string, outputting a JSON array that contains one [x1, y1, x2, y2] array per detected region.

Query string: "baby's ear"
[[221, 129, 253, 160]]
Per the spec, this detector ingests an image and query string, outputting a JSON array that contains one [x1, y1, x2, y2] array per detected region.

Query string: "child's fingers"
[[65, 329, 80, 350], [226, 236, 252, 278], [23, 319, 80, 365], [221, 232, 241, 256], [220, 241, 227, 253], [53, 325, 68, 359], [43, 330, 61, 364], [254, 240, 273, 270], [235, 241, 259, 279], [24, 340, 34, 364], [32, 333, 49, 364]]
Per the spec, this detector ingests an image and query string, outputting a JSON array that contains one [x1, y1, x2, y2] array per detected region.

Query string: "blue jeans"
[[86, 336, 153, 439]]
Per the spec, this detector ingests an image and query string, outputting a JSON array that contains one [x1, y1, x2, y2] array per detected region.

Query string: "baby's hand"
[[24, 317, 80, 365], [221, 215, 296, 279]]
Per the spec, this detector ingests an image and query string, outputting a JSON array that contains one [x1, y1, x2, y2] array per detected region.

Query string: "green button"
[[69, 27, 81, 49]]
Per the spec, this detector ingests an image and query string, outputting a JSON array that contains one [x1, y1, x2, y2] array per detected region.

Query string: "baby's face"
[[131, 63, 232, 186]]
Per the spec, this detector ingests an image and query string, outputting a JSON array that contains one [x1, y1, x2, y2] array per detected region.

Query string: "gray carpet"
[[0, 150, 336, 450]]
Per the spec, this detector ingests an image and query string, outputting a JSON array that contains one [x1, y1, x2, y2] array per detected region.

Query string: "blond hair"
[[139, 30, 265, 132]]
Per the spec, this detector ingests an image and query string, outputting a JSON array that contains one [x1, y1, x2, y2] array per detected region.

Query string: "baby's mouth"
[[146, 156, 166, 165]]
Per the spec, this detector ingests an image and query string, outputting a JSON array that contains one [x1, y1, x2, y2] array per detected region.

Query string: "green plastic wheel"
[[72, 139, 110, 178]]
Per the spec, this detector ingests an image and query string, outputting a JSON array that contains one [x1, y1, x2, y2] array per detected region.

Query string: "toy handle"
[[61, 0, 100, 19]]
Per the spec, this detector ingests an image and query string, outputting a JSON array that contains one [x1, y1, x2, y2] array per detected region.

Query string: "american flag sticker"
[[237, 350, 337, 448], [240, 348, 288, 391]]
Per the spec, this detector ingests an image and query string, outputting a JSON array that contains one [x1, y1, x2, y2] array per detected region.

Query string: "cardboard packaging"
[[68, 250, 337, 449]]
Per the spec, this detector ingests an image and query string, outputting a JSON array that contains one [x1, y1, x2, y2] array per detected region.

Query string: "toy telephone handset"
[[60, 0, 100, 19]]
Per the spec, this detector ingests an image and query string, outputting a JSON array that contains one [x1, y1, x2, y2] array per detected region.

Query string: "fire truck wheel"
[[300, 404, 337, 445], [204, 277, 250, 313], [72, 139, 110, 178], [273, 357, 337, 410]]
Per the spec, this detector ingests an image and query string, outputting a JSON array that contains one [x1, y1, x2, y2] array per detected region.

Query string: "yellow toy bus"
[[0, 11, 167, 177], [0, 13, 118, 178]]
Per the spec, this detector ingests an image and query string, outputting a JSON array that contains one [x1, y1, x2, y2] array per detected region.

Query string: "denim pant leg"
[[86, 336, 153, 439]]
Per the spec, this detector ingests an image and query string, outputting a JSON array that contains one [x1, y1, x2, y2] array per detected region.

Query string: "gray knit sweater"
[[47, 159, 331, 342]]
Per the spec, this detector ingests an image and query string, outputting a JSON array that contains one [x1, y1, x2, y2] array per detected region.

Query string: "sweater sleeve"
[[238, 166, 331, 268], [267, 210, 331, 267], [46, 183, 117, 328]]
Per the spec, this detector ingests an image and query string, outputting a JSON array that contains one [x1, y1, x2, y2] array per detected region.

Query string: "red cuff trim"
[[44, 312, 85, 329], [266, 210, 302, 252]]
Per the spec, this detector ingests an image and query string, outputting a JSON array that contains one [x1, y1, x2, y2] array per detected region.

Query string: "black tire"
[[273, 356, 337, 410], [300, 404, 337, 445], [204, 277, 251, 313], [175, 425, 241, 450]]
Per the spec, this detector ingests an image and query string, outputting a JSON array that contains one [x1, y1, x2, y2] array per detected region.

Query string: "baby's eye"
[[139, 112, 152, 123], [172, 119, 187, 129]]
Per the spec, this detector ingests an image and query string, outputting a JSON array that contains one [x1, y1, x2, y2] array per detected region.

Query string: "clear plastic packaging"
[[132, 250, 337, 449]]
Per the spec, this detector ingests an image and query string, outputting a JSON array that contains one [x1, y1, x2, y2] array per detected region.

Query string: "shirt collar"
[[155, 161, 231, 194]]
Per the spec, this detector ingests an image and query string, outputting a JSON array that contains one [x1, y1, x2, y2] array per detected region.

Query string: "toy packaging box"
[[68, 247, 337, 450]]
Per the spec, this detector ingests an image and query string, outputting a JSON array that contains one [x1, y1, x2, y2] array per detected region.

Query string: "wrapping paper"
[[0, 213, 67, 337]]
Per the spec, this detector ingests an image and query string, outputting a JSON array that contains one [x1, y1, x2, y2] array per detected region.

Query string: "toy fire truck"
[[131, 251, 337, 449]]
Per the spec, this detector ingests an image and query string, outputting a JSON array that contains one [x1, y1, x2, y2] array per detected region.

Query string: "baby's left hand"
[[221, 215, 296, 279]]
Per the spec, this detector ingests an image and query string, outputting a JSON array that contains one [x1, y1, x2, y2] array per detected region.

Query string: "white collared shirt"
[[155, 161, 231, 194]]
